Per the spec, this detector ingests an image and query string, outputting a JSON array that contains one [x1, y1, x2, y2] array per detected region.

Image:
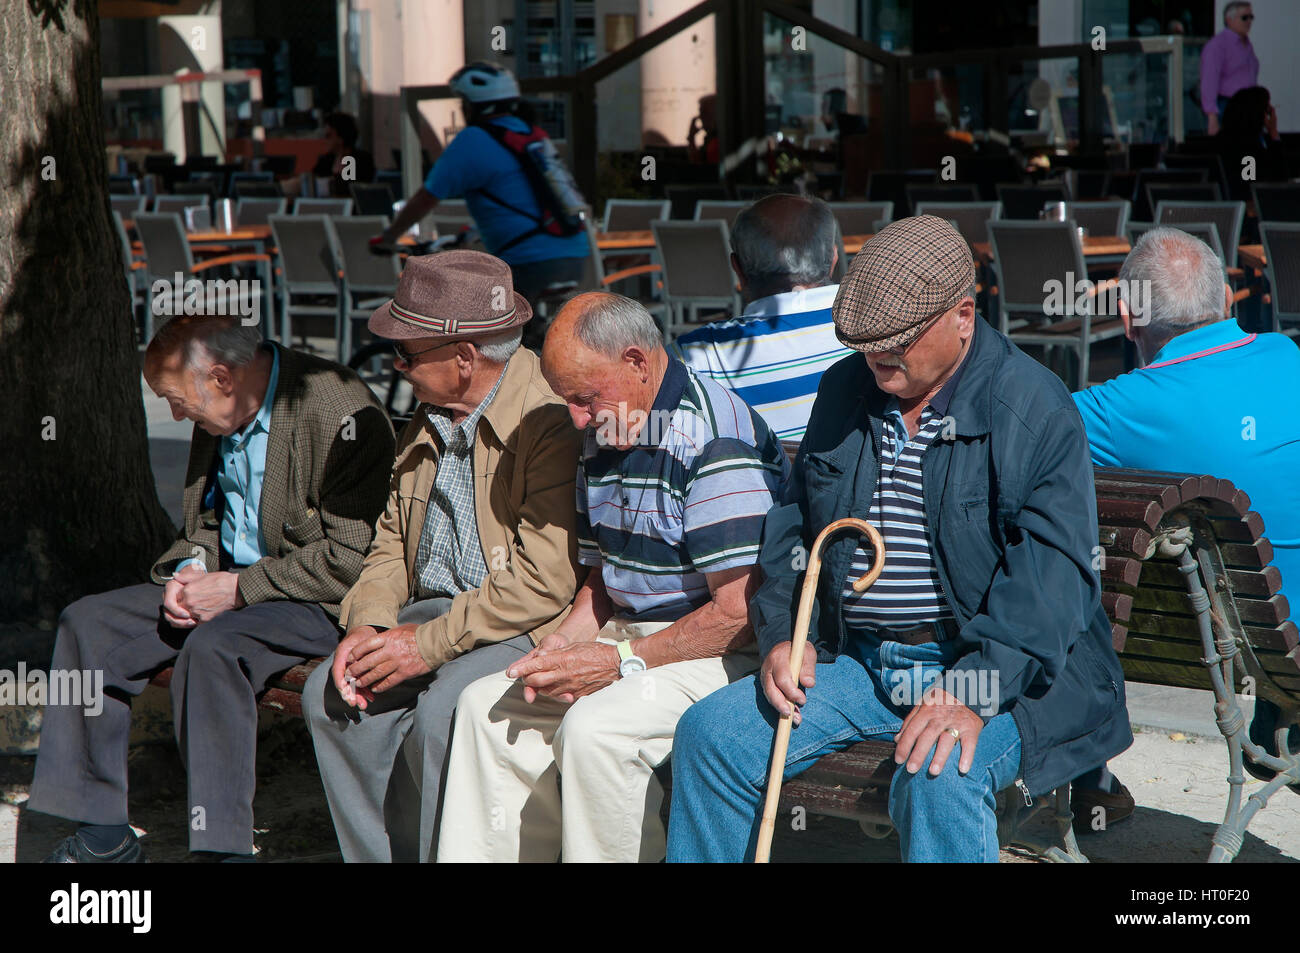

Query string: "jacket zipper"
[[1015, 778, 1033, 806]]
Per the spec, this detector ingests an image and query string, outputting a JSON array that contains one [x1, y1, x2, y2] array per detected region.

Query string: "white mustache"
[[875, 355, 908, 370]]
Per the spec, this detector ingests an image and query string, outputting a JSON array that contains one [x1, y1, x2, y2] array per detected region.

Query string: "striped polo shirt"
[[576, 359, 790, 621], [671, 285, 853, 442], [842, 360, 967, 632]]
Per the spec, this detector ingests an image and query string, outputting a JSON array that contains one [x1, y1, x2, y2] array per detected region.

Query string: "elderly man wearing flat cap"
[[667, 215, 1132, 862], [303, 250, 582, 862]]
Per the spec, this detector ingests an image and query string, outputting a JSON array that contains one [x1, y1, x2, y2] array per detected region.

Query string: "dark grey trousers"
[[303, 598, 533, 862], [27, 583, 341, 854]]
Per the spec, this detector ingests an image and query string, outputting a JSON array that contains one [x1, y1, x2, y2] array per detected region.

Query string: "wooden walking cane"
[[753, 517, 886, 863]]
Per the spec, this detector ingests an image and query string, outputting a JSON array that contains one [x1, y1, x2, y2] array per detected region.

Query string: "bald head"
[[730, 194, 838, 303]]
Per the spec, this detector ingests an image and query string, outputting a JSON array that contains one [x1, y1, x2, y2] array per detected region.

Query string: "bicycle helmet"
[[449, 62, 521, 105]]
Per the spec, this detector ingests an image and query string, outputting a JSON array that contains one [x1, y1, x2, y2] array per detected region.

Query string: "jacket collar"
[[399, 348, 546, 465]]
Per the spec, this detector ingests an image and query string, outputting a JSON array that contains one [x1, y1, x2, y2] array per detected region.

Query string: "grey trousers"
[[303, 598, 533, 862], [27, 583, 341, 854]]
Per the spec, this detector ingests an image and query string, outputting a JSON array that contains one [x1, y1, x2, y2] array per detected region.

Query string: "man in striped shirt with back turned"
[[437, 291, 789, 862], [672, 193, 851, 443]]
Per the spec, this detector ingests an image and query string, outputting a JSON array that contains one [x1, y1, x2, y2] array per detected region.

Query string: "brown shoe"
[[1070, 783, 1135, 834]]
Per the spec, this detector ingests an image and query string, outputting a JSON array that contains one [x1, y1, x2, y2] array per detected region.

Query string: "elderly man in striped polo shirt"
[[436, 291, 790, 862], [667, 216, 1132, 863]]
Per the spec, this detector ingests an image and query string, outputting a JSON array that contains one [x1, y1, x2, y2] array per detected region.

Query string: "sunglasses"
[[392, 339, 457, 365], [1239, 13, 1254, 20]]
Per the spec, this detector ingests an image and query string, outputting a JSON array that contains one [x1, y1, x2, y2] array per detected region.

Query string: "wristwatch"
[[616, 640, 647, 678]]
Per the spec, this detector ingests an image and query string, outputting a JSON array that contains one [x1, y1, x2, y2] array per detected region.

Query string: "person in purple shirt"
[[1200, 2, 1260, 135]]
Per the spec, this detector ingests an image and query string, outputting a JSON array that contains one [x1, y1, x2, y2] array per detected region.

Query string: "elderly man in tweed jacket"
[[28, 315, 394, 863], [304, 251, 582, 863]]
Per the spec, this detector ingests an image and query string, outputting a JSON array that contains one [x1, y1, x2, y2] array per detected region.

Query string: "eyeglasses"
[[1239, 13, 1254, 20], [392, 339, 456, 365]]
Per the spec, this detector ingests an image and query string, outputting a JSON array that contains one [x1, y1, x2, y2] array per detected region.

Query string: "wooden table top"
[[1238, 244, 1266, 271], [596, 230, 874, 255], [185, 225, 271, 243], [597, 230, 655, 250]]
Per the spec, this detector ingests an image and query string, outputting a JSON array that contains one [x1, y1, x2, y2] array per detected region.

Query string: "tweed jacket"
[[151, 343, 396, 619], [339, 347, 582, 670]]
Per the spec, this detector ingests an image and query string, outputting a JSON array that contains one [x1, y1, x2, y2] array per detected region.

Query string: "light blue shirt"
[[424, 115, 589, 265], [1073, 321, 1300, 616], [178, 347, 280, 573]]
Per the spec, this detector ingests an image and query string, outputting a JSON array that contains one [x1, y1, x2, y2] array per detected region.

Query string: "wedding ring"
[[947, 727, 961, 741]]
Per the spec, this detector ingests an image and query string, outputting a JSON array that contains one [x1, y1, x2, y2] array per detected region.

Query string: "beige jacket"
[[339, 348, 582, 668]]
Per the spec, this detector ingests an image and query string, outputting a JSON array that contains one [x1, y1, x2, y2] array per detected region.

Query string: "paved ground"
[[2, 342, 1297, 862]]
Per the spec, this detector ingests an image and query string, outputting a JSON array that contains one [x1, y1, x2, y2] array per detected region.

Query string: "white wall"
[[1215, 0, 1300, 132]]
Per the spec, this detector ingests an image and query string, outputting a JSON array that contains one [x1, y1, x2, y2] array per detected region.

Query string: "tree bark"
[[0, 0, 175, 625]]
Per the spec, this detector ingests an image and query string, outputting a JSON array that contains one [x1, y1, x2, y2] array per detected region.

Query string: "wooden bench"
[[147, 464, 1298, 862]]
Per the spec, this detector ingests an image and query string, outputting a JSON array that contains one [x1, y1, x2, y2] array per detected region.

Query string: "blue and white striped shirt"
[[576, 360, 790, 621], [671, 285, 852, 442], [842, 360, 968, 631]]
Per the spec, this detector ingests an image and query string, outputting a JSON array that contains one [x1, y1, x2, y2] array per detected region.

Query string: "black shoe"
[[44, 833, 146, 863]]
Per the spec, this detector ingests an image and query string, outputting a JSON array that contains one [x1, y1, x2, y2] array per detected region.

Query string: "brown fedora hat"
[[368, 249, 533, 342]]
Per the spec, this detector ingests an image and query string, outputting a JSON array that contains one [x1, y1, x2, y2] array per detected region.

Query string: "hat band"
[[389, 299, 518, 335]]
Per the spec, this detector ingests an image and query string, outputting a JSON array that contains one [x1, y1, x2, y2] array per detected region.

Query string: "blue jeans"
[[666, 638, 1022, 862]]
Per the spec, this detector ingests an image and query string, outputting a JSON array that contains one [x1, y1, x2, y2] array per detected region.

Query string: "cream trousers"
[[436, 618, 759, 862]]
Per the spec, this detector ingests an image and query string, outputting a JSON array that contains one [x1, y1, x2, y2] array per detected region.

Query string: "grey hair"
[[148, 315, 263, 371], [730, 195, 838, 294], [1224, 1, 1251, 23], [571, 294, 663, 357], [1118, 228, 1225, 337], [472, 327, 523, 364]]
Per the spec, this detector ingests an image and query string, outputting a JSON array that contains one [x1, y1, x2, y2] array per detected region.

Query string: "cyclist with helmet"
[[378, 62, 589, 340]]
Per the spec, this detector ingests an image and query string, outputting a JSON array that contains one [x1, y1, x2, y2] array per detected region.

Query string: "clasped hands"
[[761, 640, 985, 776], [162, 564, 243, 628], [507, 632, 621, 705], [331, 623, 432, 710]]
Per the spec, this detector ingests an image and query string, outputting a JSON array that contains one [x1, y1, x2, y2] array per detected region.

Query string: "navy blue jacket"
[[751, 319, 1133, 796]]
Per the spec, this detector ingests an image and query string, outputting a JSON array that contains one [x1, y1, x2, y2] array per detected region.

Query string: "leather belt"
[[864, 619, 960, 645]]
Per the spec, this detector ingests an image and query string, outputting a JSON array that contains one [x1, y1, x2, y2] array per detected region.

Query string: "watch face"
[[620, 655, 648, 676]]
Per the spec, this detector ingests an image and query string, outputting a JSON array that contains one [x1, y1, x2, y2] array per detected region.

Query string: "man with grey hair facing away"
[[303, 251, 582, 862], [672, 193, 852, 443], [1071, 227, 1300, 823], [28, 315, 394, 862]]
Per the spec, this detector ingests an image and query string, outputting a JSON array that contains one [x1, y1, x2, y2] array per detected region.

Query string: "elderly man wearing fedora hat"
[[303, 250, 583, 862], [666, 215, 1132, 862]]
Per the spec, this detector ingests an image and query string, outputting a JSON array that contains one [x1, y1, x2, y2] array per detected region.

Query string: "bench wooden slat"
[[1098, 524, 1154, 559], [1096, 497, 1164, 531], [1093, 479, 1181, 513], [1097, 469, 1206, 502], [1218, 538, 1274, 569], [1099, 556, 1143, 587]]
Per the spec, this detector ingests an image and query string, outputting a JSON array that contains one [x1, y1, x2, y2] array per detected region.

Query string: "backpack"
[[475, 120, 588, 253]]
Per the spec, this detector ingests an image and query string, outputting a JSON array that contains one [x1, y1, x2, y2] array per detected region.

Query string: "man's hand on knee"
[[162, 577, 196, 628], [893, 685, 983, 776], [346, 623, 432, 699], [760, 640, 816, 725], [176, 570, 244, 624], [333, 625, 382, 708]]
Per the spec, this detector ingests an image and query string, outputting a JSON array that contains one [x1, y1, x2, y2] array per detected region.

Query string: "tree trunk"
[[0, 0, 175, 625]]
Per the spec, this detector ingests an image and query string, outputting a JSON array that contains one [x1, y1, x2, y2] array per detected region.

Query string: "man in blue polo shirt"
[[1072, 227, 1300, 816], [379, 62, 588, 331], [436, 291, 789, 862], [672, 194, 852, 443]]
